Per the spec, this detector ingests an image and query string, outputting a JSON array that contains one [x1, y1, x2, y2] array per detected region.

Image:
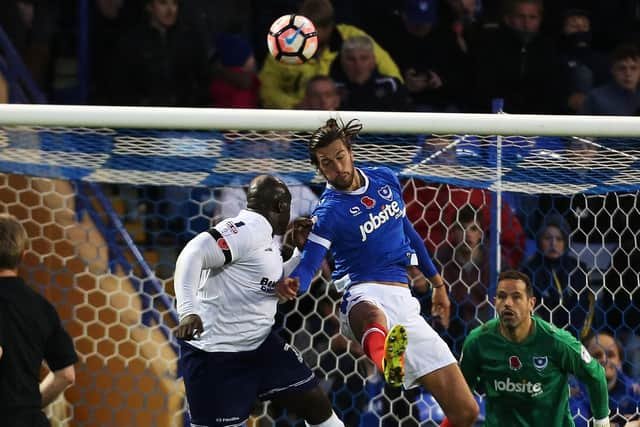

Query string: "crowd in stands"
[[2, 0, 640, 425], [1, 0, 639, 113]]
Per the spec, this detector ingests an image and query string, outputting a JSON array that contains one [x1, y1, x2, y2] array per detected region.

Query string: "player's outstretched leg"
[[421, 363, 479, 427], [382, 324, 408, 387]]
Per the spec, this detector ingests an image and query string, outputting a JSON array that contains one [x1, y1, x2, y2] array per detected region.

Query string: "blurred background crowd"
[[0, 0, 639, 115]]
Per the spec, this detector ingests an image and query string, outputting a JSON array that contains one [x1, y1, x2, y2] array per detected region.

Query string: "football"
[[267, 14, 318, 65]]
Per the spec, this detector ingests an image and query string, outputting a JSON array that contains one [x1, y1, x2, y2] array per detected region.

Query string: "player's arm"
[[556, 333, 610, 426], [277, 237, 328, 300], [40, 363, 75, 407], [282, 217, 313, 278], [402, 215, 438, 280], [277, 210, 332, 300], [173, 230, 230, 339], [402, 215, 451, 327], [42, 303, 78, 407]]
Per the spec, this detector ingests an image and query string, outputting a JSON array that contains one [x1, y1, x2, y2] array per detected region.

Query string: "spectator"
[[434, 205, 491, 354], [559, 8, 610, 113], [374, 0, 474, 111], [403, 140, 526, 269], [571, 332, 640, 427], [601, 227, 640, 378], [89, 0, 141, 104], [258, 0, 402, 109], [0, 0, 59, 96], [330, 35, 412, 111], [441, 0, 488, 33], [587, 0, 640, 53], [180, 0, 252, 60], [519, 139, 639, 247], [109, 0, 209, 106], [209, 32, 259, 108], [580, 43, 640, 115], [472, 0, 568, 113], [520, 214, 597, 340], [298, 75, 341, 110]]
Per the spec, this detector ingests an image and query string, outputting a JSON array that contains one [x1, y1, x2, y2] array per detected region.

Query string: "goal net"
[[1, 105, 639, 427]]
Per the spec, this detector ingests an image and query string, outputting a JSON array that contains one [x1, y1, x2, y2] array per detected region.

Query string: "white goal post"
[[2, 103, 640, 135]]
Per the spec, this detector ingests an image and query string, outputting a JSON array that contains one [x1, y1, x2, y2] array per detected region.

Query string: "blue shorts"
[[180, 331, 318, 427]]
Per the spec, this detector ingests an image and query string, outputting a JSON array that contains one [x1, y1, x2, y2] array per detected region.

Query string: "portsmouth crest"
[[509, 355, 522, 371], [533, 356, 548, 371], [378, 185, 393, 201]]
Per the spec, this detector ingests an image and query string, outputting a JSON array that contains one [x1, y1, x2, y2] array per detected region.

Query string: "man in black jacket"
[[330, 35, 413, 111], [0, 214, 78, 427], [472, 0, 568, 113]]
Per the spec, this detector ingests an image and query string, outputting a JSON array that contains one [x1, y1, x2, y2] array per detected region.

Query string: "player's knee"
[[295, 386, 333, 422], [349, 301, 386, 338], [449, 398, 480, 427]]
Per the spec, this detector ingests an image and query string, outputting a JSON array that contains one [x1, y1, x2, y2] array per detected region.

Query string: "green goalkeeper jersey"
[[460, 316, 609, 427]]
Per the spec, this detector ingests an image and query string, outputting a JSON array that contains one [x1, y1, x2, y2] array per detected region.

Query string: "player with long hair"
[[276, 118, 479, 427]]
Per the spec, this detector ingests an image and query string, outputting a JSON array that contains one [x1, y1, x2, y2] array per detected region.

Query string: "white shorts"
[[339, 283, 457, 389]]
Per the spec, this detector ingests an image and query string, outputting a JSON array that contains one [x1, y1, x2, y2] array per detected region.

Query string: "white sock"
[[305, 410, 344, 427]]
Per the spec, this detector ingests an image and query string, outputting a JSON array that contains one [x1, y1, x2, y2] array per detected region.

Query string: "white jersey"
[[173, 210, 300, 352]]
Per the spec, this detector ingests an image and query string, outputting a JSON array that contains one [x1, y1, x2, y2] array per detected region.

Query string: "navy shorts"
[[180, 331, 318, 427]]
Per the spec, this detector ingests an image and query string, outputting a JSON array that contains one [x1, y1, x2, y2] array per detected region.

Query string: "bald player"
[[173, 175, 344, 427]]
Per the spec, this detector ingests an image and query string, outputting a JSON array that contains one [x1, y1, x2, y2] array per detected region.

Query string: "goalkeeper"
[[445, 270, 609, 427]]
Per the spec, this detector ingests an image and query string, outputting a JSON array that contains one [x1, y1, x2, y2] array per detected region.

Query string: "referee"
[[0, 214, 78, 427]]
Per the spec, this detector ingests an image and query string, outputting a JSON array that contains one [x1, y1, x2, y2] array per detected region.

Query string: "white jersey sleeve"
[[174, 232, 227, 320], [283, 247, 301, 278]]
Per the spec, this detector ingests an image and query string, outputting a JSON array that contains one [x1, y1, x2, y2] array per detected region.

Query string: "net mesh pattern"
[[1, 126, 639, 427]]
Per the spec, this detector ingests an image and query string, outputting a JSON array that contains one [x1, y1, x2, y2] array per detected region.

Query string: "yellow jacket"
[[259, 23, 402, 109]]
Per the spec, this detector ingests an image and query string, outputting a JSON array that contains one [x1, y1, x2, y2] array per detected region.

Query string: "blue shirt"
[[290, 166, 437, 291], [570, 370, 640, 426], [580, 82, 640, 116]]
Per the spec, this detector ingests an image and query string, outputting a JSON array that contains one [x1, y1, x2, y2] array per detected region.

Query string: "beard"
[[328, 170, 355, 191]]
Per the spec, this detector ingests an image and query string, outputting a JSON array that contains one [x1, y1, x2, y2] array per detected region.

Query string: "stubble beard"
[[329, 170, 354, 191]]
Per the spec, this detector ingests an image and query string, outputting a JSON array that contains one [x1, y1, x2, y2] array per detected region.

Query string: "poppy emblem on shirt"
[[533, 356, 548, 371], [378, 185, 393, 201], [361, 196, 376, 209], [350, 206, 362, 216], [217, 238, 230, 251], [509, 355, 522, 371]]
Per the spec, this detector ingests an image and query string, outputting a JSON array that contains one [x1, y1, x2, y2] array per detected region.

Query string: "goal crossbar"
[[2, 104, 640, 136]]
